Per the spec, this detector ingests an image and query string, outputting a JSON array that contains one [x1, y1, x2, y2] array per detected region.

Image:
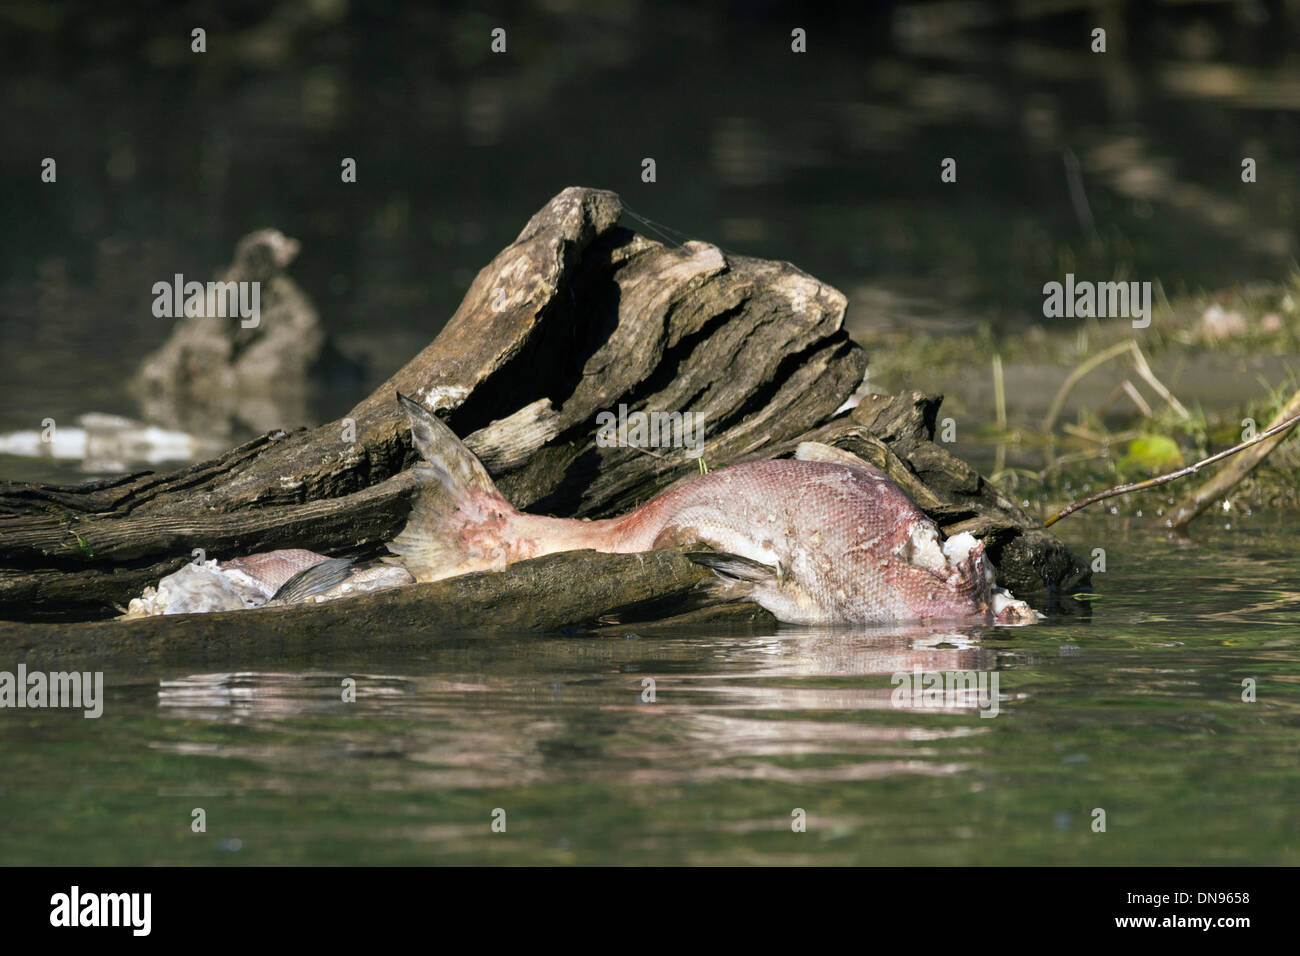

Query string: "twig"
[[1062, 423, 1106, 443], [1128, 341, 1190, 420], [1043, 410, 1300, 527], [1043, 450, 1111, 473], [1120, 379, 1154, 418], [1042, 340, 1133, 433], [992, 354, 1006, 431], [1095, 380, 1126, 419], [1168, 385, 1300, 528]]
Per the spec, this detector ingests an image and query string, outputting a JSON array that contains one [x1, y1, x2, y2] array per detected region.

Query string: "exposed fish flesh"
[[124, 393, 1036, 626], [387, 394, 1036, 626], [123, 550, 412, 617]]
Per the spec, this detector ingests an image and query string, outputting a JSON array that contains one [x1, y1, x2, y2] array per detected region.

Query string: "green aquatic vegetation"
[[1116, 435, 1184, 476], [863, 271, 1300, 518]]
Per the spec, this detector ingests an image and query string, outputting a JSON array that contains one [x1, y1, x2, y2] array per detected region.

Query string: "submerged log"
[[0, 551, 716, 668], [0, 186, 1088, 626]]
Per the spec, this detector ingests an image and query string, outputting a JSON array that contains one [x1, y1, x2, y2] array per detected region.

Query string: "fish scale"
[[389, 394, 1037, 626], [220, 549, 332, 591], [124, 395, 1036, 624]]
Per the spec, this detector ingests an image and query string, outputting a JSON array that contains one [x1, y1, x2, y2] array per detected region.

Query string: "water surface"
[[3, 513, 1296, 865], [3, 1, 1299, 866]]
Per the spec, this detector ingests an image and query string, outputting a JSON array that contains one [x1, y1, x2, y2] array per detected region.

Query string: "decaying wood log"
[[0, 551, 719, 668], [131, 228, 359, 437], [0, 186, 1088, 627]]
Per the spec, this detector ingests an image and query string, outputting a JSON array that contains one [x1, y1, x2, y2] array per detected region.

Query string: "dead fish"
[[220, 549, 340, 593], [123, 393, 1036, 625], [386, 393, 1037, 626], [123, 549, 412, 617]]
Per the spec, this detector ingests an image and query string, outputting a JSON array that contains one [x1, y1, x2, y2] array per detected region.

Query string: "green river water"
[[2, 3, 1299, 867], [3, 513, 1297, 866]]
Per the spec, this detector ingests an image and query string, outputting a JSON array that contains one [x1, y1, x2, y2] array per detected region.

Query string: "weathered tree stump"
[[0, 186, 1088, 628]]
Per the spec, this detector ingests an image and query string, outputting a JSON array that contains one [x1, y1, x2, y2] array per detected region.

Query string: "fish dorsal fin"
[[794, 441, 869, 470], [269, 557, 355, 605]]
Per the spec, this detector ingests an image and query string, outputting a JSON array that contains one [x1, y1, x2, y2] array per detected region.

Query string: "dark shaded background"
[[3, 0, 1298, 472]]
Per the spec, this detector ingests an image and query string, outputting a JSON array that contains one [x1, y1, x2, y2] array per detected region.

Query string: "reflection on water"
[[0, 411, 227, 474], [3, 2, 1300, 864], [148, 630, 1001, 788], [3, 515, 1295, 865], [157, 673, 419, 719]]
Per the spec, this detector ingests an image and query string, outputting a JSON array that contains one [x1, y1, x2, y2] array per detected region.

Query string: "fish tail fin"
[[386, 392, 519, 582]]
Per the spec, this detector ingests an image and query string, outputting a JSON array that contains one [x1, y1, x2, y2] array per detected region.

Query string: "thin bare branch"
[[1128, 340, 1190, 420], [1169, 385, 1300, 528], [1042, 340, 1133, 433], [1121, 378, 1154, 418], [1043, 410, 1300, 527]]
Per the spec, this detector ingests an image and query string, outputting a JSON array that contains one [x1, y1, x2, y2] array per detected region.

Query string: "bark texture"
[[0, 187, 1088, 630]]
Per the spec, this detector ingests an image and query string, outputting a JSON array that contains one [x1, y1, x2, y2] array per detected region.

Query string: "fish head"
[[871, 523, 998, 624], [877, 523, 1039, 625]]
